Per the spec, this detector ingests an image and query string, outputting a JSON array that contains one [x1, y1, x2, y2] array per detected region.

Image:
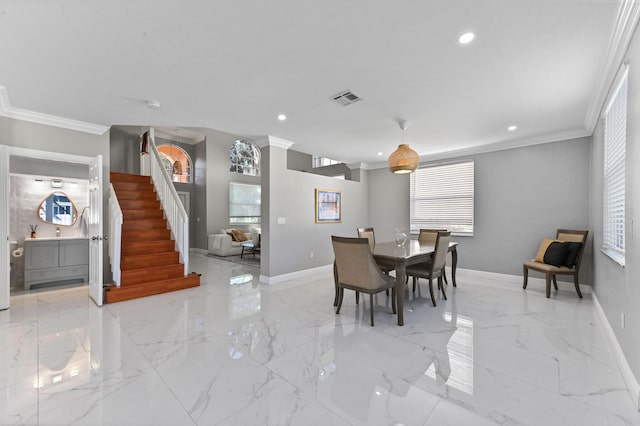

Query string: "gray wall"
[[109, 126, 142, 174], [287, 149, 354, 180], [367, 169, 410, 243], [199, 128, 261, 236], [108, 128, 209, 250], [368, 137, 592, 282], [155, 136, 200, 249], [0, 116, 111, 283], [591, 25, 640, 382], [262, 144, 368, 277], [287, 149, 312, 172], [192, 140, 207, 250]]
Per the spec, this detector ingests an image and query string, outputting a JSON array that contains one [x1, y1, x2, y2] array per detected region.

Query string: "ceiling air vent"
[[330, 90, 362, 106]]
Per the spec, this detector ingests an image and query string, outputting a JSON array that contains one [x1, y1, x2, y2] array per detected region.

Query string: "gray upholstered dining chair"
[[331, 236, 396, 326], [418, 228, 450, 286], [357, 226, 395, 272], [406, 231, 451, 306]]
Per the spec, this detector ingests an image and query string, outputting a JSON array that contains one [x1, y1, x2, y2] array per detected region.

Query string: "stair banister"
[[147, 130, 189, 275], [108, 184, 123, 286]]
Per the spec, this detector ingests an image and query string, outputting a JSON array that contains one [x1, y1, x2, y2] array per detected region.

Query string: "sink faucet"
[[56, 227, 60, 237]]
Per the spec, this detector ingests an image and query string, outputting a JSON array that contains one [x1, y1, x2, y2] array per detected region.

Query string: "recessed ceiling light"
[[277, 114, 287, 121], [145, 100, 160, 109], [458, 32, 475, 44], [508, 125, 518, 131], [377, 152, 384, 156]]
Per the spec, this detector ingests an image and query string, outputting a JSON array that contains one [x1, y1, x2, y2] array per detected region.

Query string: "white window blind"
[[410, 160, 474, 235], [229, 182, 261, 224], [602, 67, 627, 264]]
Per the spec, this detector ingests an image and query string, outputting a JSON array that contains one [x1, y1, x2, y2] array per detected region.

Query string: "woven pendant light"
[[388, 120, 419, 174]]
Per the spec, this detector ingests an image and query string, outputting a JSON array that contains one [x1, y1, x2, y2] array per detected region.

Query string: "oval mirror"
[[38, 191, 78, 226]]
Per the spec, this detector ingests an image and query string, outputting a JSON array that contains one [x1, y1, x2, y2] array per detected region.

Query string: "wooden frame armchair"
[[523, 229, 588, 298]]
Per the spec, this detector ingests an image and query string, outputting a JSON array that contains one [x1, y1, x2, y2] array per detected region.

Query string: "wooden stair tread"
[[108, 172, 200, 303], [104, 274, 200, 303], [120, 252, 180, 270], [122, 240, 175, 255], [120, 263, 185, 286], [122, 219, 168, 230], [122, 209, 164, 219], [110, 172, 153, 182], [114, 190, 157, 200], [121, 229, 172, 242]]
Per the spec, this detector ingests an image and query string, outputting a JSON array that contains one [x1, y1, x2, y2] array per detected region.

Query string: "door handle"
[[92, 236, 99, 241]]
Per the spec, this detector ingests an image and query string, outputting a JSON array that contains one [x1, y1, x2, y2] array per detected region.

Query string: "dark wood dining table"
[[372, 240, 459, 326]]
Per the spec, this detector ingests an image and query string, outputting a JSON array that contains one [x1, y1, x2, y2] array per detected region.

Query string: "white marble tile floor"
[[1, 253, 639, 425]]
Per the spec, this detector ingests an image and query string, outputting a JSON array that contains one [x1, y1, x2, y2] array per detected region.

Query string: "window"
[[312, 156, 340, 168], [229, 182, 261, 224], [410, 160, 474, 235], [602, 65, 628, 265], [230, 140, 260, 176], [157, 144, 192, 183]]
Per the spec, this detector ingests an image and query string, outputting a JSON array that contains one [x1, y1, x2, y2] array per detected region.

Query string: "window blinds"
[[229, 182, 261, 224], [603, 67, 627, 260], [410, 160, 474, 235]]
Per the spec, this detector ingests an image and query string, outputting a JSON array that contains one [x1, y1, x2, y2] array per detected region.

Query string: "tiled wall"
[[9, 174, 89, 292]]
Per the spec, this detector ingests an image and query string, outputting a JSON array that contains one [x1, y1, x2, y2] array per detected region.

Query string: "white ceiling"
[[0, 1, 634, 166]]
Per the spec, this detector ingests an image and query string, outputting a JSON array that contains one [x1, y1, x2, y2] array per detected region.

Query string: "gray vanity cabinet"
[[24, 238, 89, 290]]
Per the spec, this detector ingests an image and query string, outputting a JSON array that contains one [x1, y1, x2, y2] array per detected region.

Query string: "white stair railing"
[[147, 129, 189, 275], [108, 183, 123, 286]]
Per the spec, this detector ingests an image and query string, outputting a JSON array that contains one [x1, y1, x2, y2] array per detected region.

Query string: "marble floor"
[[1, 253, 639, 426]]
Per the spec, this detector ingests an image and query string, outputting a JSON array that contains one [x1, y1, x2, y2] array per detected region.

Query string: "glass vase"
[[394, 228, 407, 247]]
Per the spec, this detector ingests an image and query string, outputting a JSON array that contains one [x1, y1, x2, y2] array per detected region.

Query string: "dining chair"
[[406, 231, 451, 306], [523, 229, 588, 298], [357, 227, 395, 293], [418, 228, 450, 286], [332, 236, 396, 326]]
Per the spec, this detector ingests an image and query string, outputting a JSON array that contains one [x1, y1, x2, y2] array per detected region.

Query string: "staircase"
[[105, 172, 200, 303]]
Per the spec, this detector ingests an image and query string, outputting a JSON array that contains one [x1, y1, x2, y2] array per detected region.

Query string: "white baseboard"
[[592, 293, 640, 411], [453, 267, 592, 294], [258, 263, 640, 409], [260, 264, 333, 285], [456, 267, 637, 410]]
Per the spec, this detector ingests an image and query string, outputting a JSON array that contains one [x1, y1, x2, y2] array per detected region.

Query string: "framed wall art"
[[315, 188, 342, 223]]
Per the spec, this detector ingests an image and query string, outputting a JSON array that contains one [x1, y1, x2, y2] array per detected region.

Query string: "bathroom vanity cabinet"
[[24, 237, 89, 290]]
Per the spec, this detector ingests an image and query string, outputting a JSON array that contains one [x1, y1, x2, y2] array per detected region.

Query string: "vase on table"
[[394, 228, 407, 247]]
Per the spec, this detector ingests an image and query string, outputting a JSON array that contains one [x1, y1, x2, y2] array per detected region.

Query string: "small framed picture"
[[315, 188, 342, 223]]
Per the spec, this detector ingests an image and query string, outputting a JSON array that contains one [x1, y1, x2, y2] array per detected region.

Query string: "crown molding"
[[584, 0, 640, 132], [0, 86, 109, 135], [264, 135, 295, 149], [365, 128, 591, 170]]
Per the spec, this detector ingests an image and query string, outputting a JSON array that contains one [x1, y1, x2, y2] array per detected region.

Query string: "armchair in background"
[[523, 229, 588, 298]]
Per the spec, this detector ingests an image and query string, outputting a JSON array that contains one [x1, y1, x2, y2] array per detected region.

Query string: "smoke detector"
[[145, 100, 161, 109]]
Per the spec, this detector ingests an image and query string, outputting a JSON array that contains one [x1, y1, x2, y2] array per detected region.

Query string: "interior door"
[[0, 146, 9, 310], [88, 155, 103, 306]]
